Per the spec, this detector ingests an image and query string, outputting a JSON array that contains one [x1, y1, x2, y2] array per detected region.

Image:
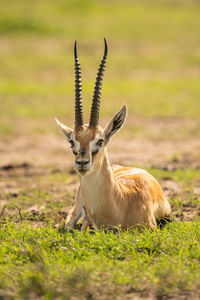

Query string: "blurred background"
[[1, 2, 200, 296], [0, 0, 200, 168]]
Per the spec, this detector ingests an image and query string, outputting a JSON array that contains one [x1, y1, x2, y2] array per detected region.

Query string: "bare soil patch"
[[0, 120, 200, 224]]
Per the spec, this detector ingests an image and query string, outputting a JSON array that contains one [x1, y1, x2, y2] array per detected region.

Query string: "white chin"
[[78, 170, 87, 175], [78, 168, 93, 176]]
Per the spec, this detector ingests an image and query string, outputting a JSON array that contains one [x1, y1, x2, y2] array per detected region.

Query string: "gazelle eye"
[[69, 140, 74, 148], [73, 150, 78, 155], [96, 139, 104, 147]]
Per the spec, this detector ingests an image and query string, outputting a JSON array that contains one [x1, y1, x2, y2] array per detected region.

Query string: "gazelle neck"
[[80, 150, 113, 189], [79, 149, 118, 226], [79, 149, 117, 222]]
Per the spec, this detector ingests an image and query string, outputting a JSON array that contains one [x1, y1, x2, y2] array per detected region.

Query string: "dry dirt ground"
[[0, 118, 200, 225]]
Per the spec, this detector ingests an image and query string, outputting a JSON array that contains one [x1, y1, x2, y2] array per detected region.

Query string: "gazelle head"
[[56, 39, 127, 176]]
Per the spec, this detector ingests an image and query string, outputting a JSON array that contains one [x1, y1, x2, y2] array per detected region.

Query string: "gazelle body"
[[56, 39, 171, 231]]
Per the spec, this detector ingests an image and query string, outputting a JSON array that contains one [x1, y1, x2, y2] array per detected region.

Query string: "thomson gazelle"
[[56, 39, 171, 231]]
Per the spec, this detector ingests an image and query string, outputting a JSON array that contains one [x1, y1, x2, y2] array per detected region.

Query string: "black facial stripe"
[[92, 149, 99, 157]]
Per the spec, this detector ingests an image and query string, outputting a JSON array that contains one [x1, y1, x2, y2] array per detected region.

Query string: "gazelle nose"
[[76, 160, 90, 165], [80, 148, 86, 157]]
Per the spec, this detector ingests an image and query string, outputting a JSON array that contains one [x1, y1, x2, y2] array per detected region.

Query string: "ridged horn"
[[89, 38, 108, 127], [74, 41, 84, 129]]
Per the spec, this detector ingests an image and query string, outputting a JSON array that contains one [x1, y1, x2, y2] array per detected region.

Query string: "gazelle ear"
[[55, 118, 73, 141], [104, 105, 127, 145]]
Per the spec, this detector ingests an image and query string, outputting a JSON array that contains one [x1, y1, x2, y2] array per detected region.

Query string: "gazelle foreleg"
[[65, 187, 82, 229], [81, 205, 93, 232]]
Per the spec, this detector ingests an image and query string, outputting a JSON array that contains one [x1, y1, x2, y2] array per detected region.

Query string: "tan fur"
[[65, 127, 171, 231]]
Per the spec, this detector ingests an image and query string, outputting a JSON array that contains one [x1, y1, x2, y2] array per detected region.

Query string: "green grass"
[[0, 166, 200, 298], [150, 168, 200, 187], [0, 222, 200, 299], [1, 78, 200, 118]]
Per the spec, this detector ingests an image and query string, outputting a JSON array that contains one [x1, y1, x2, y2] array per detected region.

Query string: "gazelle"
[[56, 39, 171, 231]]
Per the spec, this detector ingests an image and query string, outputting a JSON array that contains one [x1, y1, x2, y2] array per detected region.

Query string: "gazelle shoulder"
[[112, 166, 160, 189], [112, 166, 164, 200], [112, 166, 149, 178]]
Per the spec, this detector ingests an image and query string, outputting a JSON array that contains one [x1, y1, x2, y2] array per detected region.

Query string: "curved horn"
[[74, 41, 84, 129], [89, 38, 108, 127]]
